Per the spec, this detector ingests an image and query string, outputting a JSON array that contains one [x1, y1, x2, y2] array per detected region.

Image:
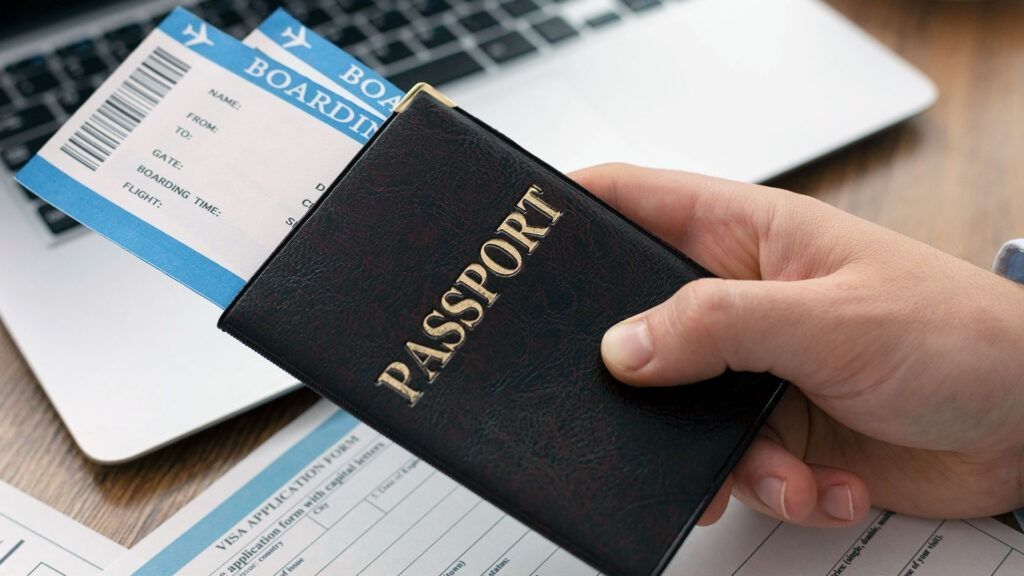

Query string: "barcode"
[[61, 46, 189, 171]]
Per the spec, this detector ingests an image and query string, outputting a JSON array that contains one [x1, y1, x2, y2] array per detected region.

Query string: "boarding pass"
[[16, 8, 399, 308], [243, 8, 405, 121]]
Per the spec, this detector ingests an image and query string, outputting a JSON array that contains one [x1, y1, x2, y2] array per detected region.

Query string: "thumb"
[[601, 277, 825, 386]]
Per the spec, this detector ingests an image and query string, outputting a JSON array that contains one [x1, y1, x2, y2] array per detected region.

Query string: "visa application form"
[[0, 481, 124, 576], [103, 400, 1024, 576]]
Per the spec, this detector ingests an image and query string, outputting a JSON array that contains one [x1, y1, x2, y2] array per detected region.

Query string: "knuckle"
[[687, 278, 733, 316], [585, 161, 635, 177], [671, 279, 734, 339], [600, 161, 637, 171]]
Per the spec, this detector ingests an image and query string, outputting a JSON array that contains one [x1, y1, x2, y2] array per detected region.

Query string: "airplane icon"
[[280, 26, 312, 50], [182, 23, 214, 47]]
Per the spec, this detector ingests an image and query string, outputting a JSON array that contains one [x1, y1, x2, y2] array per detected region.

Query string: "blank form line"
[[478, 531, 530, 576], [896, 519, 945, 576], [0, 512, 101, 570], [354, 483, 461, 575], [990, 549, 1012, 576], [395, 500, 485, 576], [0, 540, 24, 566], [528, 547, 559, 576], [823, 510, 887, 575], [311, 470, 441, 576], [204, 433, 387, 576], [364, 456, 422, 514], [308, 514, 329, 531], [730, 521, 783, 576], [963, 519, 1024, 554], [434, 514, 508, 576], [267, 473, 411, 576]]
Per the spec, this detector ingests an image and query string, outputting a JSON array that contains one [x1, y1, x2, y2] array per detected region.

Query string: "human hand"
[[570, 163, 1024, 528]]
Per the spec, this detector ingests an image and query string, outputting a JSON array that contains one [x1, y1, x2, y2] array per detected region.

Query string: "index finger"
[[569, 163, 780, 280]]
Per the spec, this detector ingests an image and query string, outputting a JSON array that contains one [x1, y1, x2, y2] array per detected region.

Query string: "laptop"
[[0, 0, 936, 463]]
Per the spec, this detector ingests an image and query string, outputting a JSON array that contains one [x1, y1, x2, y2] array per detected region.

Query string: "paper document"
[[0, 481, 125, 576], [674, 500, 1024, 575], [15, 8, 378, 307], [105, 400, 1024, 576], [243, 9, 402, 120], [105, 401, 597, 576]]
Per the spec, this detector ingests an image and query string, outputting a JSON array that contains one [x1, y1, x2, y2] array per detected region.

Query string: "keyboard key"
[[149, 11, 171, 29], [480, 31, 536, 64], [326, 25, 367, 47], [0, 104, 55, 141], [4, 55, 48, 78], [18, 184, 37, 201], [285, 0, 316, 12], [215, 8, 246, 29], [336, 0, 373, 13], [14, 71, 60, 98], [587, 12, 621, 27], [1, 132, 52, 171], [56, 40, 105, 84], [104, 23, 145, 47], [107, 40, 140, 61], [348, 48, 373, 67], [198, 0, 244, 23], [56, 39, 98, 59], [198, 0, 235, 13], [56, 85, 93, 115], [1, 145, 32, 171], [460, 10, 500, 33], [248, 0, 281, 17], [412, 0, 452, 17], [533, 17, 578, 44], [370, 10, 410, 32], [38, 204, 81, 235], [105, 23, 145, 61], [391, 51, 487, 90], [108, 44, 133, 62], [620, 0, 661, 11], [226, 23, 249, 39], [501, 0, 540, 17], [389, 51, 484, 91], [416, 25, 457, 49], [302, 7, 333, 28], [63, 54, 109, 81], [373, 40, 415, 65], [83, 72, 111, 90], [201, 9, 227, 26]]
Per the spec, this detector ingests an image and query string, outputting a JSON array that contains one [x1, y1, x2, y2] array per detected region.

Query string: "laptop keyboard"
[[0, 0, 665, 237]]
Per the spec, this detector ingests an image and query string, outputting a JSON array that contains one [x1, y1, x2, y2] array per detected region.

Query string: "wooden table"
[[1, 0, 1023, 548]]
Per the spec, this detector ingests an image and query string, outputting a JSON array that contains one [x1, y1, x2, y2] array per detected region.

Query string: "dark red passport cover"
[[218, 87, 786, 576]]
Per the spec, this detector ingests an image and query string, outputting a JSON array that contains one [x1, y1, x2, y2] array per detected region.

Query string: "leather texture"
[[219, 93, 787, 576]]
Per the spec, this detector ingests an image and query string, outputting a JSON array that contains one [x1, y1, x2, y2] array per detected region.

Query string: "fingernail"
[[755, 477, 789, 520], [602, 319, 653, 372], [822, 484, 855, 521]]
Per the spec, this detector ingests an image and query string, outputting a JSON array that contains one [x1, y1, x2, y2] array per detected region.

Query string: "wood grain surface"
[[1, 0, 1022, 548]]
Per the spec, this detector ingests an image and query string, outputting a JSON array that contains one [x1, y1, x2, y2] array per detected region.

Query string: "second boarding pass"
[[16, 8, 401, 308]]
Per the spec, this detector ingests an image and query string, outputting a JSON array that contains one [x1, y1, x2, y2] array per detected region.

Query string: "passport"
[[219, 85, 787, 576]]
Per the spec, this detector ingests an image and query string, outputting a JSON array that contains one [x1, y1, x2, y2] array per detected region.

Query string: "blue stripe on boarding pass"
[[159, 8, 379, 144], [16, 156, 245, 308], [257, 9, 403, 119]]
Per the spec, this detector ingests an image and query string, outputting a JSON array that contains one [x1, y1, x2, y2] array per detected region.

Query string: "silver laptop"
[[0, 0, 936, 462]]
